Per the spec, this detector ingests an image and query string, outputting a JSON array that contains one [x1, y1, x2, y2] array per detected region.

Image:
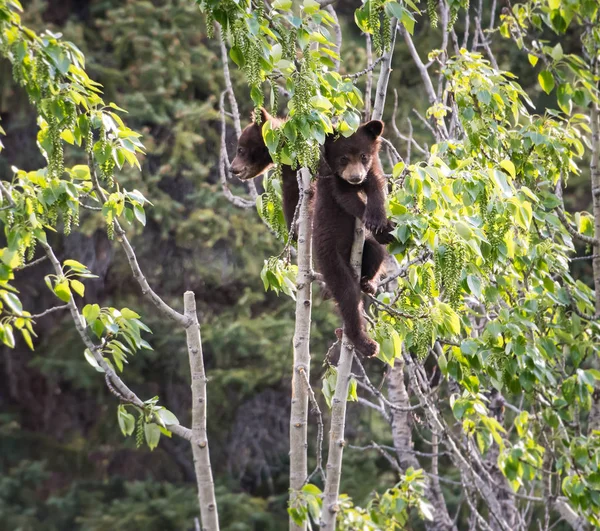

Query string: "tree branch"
[[371, 18, 398, 121], [88, 154, 189, 326], [39, 239, 191, 442], [184, 291, 219, 531]]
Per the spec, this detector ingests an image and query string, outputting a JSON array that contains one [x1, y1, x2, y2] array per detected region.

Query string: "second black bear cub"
[[230, 108, 299, 232], [314, 120, 393, 358]]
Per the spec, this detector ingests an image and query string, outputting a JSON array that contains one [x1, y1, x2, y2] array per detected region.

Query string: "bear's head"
[[323, 120, 384, 185], [230, 108, 274, 181]]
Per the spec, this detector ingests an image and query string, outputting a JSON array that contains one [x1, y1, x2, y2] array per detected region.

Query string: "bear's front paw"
[[360, 277, 378, 295], [365, 211, 389, 233]]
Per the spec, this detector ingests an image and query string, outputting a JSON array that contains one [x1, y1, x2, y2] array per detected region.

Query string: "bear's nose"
[[348, 175, 364, 184], [231, 166, 244, 176]]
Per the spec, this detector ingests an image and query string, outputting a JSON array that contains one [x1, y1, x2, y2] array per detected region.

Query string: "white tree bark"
[[184, 292, 219, 531], [320, 219, 365, 530], [289, 168, 314, 531], [371, 18, 398, 122]]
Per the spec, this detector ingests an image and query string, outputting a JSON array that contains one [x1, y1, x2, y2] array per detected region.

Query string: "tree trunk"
[[321, 219, 365, 530], [289, 168, 314, 531], [184, 292, 219, 531]]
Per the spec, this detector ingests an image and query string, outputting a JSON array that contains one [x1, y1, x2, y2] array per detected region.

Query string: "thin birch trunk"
[[184, 292, 219, 531], [321, 219, 365, 530], [591, 104, 600, 315], [321, 21, 398, 528], [289, 168, 314, 531], [371, 18, 398, 122]]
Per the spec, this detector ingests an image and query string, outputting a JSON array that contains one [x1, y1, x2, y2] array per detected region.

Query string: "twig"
[[299, 366, 326, 484], [88, 154, 189, 326], [378, 249, 431, 287], [352, 356, 424, 413], [218, 91, 256, 210], [364, 34, 373, 121], [16, 255, 47, 270], [350, 53, 384, 80], [217, 25, 258, 201], [380, 137, 403, 166], [556, 207, 598, 246], [26, 304, 69, 320]]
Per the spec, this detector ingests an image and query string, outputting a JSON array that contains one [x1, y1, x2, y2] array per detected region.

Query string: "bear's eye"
[[361, 154, 369, 164], [340, 156, 349, 165], [237, 147, 245, 155]]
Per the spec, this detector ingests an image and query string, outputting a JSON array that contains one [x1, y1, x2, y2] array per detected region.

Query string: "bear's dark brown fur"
[[314, 120, 394, 358], [230, 108, 300, 232]]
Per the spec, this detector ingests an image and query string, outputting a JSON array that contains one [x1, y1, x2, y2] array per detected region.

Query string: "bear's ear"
[[252, 107, 272, 124], [361, 120, 384, 139]]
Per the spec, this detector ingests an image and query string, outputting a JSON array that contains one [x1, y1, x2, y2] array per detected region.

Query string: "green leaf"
[[538, 70, 555, 95], [393, 161, 405, 178], [134, 204, 146, 226], [527, 54, 538, 67], [467, 275, 482, 298], [302, 483, 322, 495], [84, 348, 103, 372], [54, 280, 72, 302], [229, 46, 245, 67], [120, 307, 141, 320], [156, 408, 179, 426], [71, 164, 91, 180], [70, 279, 85, 298], [1, 291, 22, 315], [273, 0, 292, 10], [20, 328, 34, 350], [117, 406, 136, 436], [302, 0, 320, 14], [64, 259, 88, 271], [309, 95, 332, 110], [455, 221, 472, 240], [500, 159, 516, 179], [83, 303, 101, 325], [144, 422, 161, 450], [347, 377, 358, 402]]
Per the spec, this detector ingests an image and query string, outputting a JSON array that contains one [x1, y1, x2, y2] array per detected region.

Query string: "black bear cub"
[[314, 120, 393, 358], [230, 108, 300, 232]]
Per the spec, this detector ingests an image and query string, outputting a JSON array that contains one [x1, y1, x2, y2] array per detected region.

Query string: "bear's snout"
[[341, 164, 367, 185]]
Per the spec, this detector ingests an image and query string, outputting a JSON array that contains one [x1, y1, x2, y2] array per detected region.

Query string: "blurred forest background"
[[0, 1, 594, 529]]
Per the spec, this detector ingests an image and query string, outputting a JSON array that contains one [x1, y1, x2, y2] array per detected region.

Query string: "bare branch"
[[88, 154, 189, 326], [26, 304, 69, 320], [364, 34, 373, 121], [16, 255, 47, 270], [378, 249, 431, 287], [299, 366, 325, 485], [218, 91, 256, 210], [350, 52, 384, 81], [556, 207, 599, 246]]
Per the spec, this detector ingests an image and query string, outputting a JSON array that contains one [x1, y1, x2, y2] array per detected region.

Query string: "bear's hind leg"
[[322, 254, 379, 358], [360, 237, 386, 294]]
